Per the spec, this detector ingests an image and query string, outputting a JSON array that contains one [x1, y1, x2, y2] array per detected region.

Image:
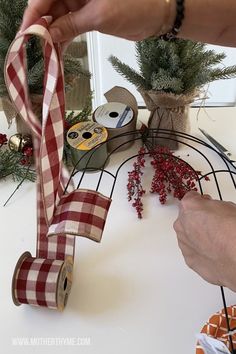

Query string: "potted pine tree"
[[0, 0, 90, 133], [109, 38, 236, 149]]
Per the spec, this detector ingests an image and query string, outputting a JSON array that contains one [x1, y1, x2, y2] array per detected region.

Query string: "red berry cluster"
[[20, 146, 34, 165], [127, 146, 205, 218], [0, 133, 7, 146], [127, 147, 146, 219]]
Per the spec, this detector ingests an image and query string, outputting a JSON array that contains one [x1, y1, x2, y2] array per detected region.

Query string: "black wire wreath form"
[[65, 128, 236, 353]]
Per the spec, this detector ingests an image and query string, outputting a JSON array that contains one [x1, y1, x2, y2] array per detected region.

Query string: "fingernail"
[[49, 27, 62, 42], [202, 194, 212, 200]]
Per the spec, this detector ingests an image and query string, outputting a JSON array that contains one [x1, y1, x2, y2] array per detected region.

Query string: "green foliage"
[[109, 38, 236, 95], [64, 54, 91, 91], [65, 96, 91, 127], [0, 0, 90, 97], [0, 148, 36, 182]]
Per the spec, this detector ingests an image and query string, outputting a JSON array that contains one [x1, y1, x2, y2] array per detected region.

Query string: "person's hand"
[[173, 191, 236, 291], [21, 0, 171, 43]]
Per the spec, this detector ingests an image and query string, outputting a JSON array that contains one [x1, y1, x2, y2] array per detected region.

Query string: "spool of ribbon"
[[93, 87, 138, 152], [12, 252, 73, 310], [5, 17, 111, 310], [67, 121, 108, 171]]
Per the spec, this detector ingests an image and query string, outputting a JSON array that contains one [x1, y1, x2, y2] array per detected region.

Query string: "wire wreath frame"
[[65, 128, 236, 353]]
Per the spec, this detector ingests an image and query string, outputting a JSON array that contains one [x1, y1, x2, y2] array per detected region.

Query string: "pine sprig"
[[0, 149, 36, 182], [109, 55, 148, 89], [27, 59, 44, 94], [0, 0, 90, 98], [109, 38, 236, 95], [63, 54, 91, 91], [208, 66, 236, 80], [151, 71, 183, 94]]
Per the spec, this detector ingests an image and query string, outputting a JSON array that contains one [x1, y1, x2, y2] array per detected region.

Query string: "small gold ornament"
[[8, 134, 32, 153]]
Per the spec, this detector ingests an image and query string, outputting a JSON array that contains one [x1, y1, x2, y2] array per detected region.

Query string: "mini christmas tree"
[[109, 38, 236, 95], [0, 0, 90, 98], [110, 38, 236, 149]]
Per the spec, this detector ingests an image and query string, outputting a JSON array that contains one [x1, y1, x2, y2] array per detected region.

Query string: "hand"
[[173, 191, 236, 292], [21, 0, 170, 43]]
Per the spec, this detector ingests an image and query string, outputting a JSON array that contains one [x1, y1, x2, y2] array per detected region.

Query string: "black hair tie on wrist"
[[162, 0, 185, 40]]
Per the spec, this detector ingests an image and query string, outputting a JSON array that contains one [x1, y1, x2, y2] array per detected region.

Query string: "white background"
[[1, 107, 236, 354]]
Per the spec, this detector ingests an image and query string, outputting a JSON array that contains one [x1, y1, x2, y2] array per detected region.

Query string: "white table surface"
[[1, 107, 236, 354]]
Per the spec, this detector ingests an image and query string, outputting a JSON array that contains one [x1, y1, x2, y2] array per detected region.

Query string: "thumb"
[[21, 0, 56, 31], [50, 5, 95, 42], [182, 190, 201, 201]]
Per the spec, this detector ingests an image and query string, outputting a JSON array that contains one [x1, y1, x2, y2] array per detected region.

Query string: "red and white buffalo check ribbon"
[[5, 17, 111, 310]]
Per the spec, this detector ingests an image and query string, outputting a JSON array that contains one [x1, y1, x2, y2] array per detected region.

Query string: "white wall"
[[87, 32, 236, 108]]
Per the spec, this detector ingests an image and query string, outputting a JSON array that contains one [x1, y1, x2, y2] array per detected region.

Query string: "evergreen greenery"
[[0, 148, 36, 182], [109, 38, 236, 95], [0, 0, 90, 97], [65, 98, 91, 128]]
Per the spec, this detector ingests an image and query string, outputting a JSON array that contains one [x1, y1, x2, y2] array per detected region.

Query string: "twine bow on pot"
[[139, 90, 197, 150]]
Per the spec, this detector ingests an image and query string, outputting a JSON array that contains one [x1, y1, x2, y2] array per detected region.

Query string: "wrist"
[[161, 0, 186, 39], [152, 0, 176, 37], [219, 222, 236, 292], [159, 0, 176, 36]]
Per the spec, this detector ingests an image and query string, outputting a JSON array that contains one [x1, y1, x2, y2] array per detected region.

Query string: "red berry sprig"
[[127, 146, 206, 218], [149, 146, 200, 204], [127, 147, 146, 219], [20, 146, 34, 165], [0, 133, 7, 146]]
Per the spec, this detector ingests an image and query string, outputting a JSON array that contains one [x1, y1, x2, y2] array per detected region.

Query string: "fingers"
[[21, 0, 57, 31], [21, 0, 87, 32], [201, 194, 212, 200], [182, 190, 201, 200], [183, 190, 212, 201], [179, 191, 213, 212], [176, 234, 222, 286], [50, 0, 87, 22], [173, 218, 182, 234], [50, 3, 95, 42]]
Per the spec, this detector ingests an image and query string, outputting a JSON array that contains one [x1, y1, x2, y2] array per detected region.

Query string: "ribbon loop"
[[5, 17, 111, 310], [5, 17, 65, 224], [48, 189, 111, 242]]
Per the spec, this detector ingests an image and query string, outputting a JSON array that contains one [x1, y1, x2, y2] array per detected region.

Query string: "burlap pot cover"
[[2, 94, 43, 134], [139, 90, 196, 150]]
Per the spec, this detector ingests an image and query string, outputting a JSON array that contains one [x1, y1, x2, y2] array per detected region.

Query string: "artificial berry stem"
[[127, 145, 205, 218]]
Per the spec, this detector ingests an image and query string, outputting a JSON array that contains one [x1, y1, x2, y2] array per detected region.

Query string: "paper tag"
[[196, 334, 231, 354]]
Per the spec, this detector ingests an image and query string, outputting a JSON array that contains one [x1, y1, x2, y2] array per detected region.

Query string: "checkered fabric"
[[48, 189, 111, 242], [5, 17, 111, 309], [196, 305, 236, 353], [5, 16, 75, 263], [15, 256, 64, 309]]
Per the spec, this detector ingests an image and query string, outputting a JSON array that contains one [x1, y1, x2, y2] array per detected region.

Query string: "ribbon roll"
[[93, 102, 136, 152], [12, 252, 73, 310], [102, 86, 139, 152], [5, 17, 111, 310], [67, 121, 109, 171]]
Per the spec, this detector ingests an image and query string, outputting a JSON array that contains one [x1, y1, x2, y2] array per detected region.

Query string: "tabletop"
[[1, 107, 236, 354]]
